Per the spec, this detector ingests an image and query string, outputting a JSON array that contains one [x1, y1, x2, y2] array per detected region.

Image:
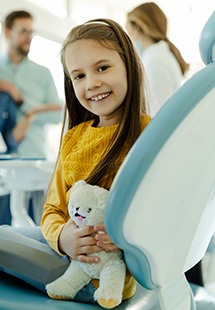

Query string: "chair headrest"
[[199, 10, 215, 65]]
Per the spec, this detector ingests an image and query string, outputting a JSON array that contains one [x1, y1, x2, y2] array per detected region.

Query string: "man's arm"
[[0, 80, 23, 105]]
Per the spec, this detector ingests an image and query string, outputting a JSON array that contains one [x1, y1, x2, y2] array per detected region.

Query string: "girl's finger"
[[79, 235, 97, 247], [76, 254, 100, 264]]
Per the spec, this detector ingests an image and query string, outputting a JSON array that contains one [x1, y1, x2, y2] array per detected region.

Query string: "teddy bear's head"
[[68, 180, 109, 228]]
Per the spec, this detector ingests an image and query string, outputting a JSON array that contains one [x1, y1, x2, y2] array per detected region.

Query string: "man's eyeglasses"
[[11, 28, 35, 37]]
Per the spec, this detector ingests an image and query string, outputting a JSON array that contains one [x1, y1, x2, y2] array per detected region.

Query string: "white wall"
[[0, 0, 214, 76], [0, 0, 72, 42], [0, 0, 214, 65]]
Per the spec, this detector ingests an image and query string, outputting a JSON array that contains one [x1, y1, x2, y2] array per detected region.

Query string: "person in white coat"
[[126, 2, 189, 116]]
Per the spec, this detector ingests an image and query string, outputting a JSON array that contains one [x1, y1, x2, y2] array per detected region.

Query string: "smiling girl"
[[0, 18, 151, 307]]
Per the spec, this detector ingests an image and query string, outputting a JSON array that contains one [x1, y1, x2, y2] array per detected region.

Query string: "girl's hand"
[[58, 219, 102, 263], [94, 224, 120, 253]]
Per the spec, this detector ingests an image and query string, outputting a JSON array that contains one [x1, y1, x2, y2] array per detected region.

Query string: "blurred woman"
[[126, 2, 189, 116]]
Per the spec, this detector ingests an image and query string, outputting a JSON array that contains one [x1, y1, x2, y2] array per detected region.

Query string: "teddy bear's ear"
[[95, 188, 109, 209], [72, 180, 86, 191]]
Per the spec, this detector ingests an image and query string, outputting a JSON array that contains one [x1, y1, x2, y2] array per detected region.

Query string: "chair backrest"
[[199, 11, 215, 65], [105, 10, 215, 309]]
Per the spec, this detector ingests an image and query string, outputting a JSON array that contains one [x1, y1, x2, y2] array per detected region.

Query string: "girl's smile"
[[89, 91, 111, 102], [65, 39, 128, 127]]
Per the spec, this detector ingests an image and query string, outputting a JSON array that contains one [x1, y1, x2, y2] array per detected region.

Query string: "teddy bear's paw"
[[97, 298, 119, 309], [46, 281, 77, 300], [46, 291, 68, 300]]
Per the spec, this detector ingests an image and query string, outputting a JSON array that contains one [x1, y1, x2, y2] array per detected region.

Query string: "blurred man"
[[0, 10, 62, 225], [0, 10, 62, 157]]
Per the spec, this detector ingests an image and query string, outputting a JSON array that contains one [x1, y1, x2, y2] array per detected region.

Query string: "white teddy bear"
[[46, 180, 126, 309]]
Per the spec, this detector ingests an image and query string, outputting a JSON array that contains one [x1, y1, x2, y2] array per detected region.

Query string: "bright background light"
[[0, 0, 214, 158], [1, 0, 214, 99]]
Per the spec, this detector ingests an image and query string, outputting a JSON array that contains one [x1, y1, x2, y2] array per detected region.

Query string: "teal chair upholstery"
[[105, 10, 215, 310], [0, 10, 215, 310]]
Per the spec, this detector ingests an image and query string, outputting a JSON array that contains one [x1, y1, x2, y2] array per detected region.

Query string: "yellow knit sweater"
[[41, 114, 151, 300]]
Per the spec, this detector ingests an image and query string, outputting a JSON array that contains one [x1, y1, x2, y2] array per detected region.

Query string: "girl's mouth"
[[90, 92, 111, 102]]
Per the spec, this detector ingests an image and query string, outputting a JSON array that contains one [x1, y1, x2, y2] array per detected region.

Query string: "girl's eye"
[[98, 65, 109, 72], [74, 73, 85, 80]]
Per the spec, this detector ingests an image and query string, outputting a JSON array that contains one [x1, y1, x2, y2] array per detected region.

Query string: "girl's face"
[[65, 39, 128, 127]]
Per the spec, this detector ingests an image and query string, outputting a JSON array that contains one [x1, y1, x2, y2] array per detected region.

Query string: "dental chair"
[[105, 10, 215, 310], [0, 10, 215, 310]]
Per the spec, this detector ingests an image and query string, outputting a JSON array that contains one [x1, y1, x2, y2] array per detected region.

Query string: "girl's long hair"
[[60, 18, 148, 185]]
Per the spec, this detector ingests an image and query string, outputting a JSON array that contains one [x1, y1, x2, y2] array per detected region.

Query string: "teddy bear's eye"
[[88, 208, 92, 213]]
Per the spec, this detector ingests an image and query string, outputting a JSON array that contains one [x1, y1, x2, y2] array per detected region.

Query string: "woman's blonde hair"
[[127, 2, 189, 75]]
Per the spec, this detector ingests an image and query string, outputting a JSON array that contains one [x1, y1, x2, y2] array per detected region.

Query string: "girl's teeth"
[[92, 93, 109, 101]]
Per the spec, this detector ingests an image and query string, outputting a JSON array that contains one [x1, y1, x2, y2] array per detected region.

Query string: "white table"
[[0, 158, 54, 227]]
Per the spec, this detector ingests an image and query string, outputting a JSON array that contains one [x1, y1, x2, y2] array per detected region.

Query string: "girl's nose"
[[86, 75, 102, 91]]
